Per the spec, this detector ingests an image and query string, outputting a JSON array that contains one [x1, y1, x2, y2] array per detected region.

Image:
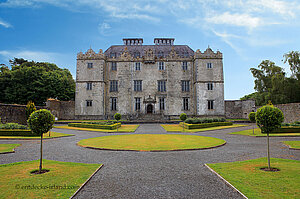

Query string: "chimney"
[[154, 38, 174, 45], [123, 38, 143, 45]]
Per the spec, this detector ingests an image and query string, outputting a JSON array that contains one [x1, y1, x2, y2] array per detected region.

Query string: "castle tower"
[[75, 49, 106, 118], [194, 48, 225, 116]]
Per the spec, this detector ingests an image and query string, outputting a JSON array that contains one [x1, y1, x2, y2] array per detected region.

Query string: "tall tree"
[[283, 51, 300, 77], [0, 58, 75, 105]]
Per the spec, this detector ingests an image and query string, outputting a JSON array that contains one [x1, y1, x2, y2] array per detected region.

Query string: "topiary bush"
[[255, 105, 284, 170], [27, 109, 55, 174], [248, 112, 256, 123], [114, 113, 122, 131]]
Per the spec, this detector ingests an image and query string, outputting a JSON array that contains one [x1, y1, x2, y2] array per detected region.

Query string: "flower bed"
[[180, 122, 233, 129], [68, 122, 121, 130]]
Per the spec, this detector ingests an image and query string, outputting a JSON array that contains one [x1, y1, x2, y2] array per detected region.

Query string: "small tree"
[[179, 113, 187, 132], [114, 113, 121, 132], [28, 109, 55, 173], [255, 105, 284, 170], [25, 101, 36, 119], [248, 112, 256, 135]]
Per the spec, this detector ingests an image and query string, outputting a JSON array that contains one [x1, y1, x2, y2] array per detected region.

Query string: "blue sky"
[[1, 0, 299, 100]]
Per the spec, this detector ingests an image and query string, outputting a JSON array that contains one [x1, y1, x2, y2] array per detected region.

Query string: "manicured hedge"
[[0, 129, 38, 136], [180, 122, 233, 129], [271, 127, 300, 134], [185, 117, 226, 124], [68, 122, 121, 130]]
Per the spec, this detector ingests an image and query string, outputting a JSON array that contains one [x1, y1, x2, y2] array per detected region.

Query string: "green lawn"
[[0, 131, 74, 139], [161, 124, 246, 132], [78, 134, 226, 151], [0, 159, 102, 199], [207, 158, 300, 199], [55, 125, 139, 132], [230, 128, 300, 137], [282, 141, 300, 149], [0, 144, 21, 153]]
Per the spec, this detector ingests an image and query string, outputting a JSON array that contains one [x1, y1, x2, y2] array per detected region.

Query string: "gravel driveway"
[[1, 124, 299, 198]]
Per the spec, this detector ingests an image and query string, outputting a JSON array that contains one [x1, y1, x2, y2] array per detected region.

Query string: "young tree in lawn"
[[255, 105, 284, 170], [25, 101, 36, 119], [114, 113, 121, 132], [179, 113, 187, 132], [27, 109, 55, 173], [248, 112, 256, 135]]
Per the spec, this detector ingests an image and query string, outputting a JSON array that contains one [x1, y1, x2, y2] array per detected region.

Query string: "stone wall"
[[0, 103, 45, 124], [256, 103, 300, 123], [225, 100, 256, 119], [46, 99, 75, 120]]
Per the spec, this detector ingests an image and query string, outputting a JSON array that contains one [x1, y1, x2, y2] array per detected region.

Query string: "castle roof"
[[104, 45, 194, 58]]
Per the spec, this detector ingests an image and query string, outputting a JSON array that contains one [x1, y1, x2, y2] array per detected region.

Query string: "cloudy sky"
[[1, 0, 299, 99]]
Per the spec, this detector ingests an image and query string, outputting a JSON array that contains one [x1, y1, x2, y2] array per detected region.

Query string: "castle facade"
[[75, 38, 225, 119]]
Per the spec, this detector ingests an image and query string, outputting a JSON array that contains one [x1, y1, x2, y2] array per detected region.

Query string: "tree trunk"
[[39, 133, 43, 173], [267, 132, 271, 170], [183, 122, 184, 132], [252, 126, 254, 135]]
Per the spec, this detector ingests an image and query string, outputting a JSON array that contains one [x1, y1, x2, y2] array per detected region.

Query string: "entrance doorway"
[[146, 104, 153, 114]]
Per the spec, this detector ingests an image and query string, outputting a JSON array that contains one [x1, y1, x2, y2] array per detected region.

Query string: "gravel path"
[[1, 124, 299, 198]]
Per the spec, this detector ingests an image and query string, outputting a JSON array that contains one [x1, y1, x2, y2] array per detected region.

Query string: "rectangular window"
[[159, 97, 165, 110], [158, 62, 165, 70], [111, 97, 117, 111], [86, 82, 92, 90], [181, 80, 190, 92], [207, 63, 213, 69], [110, 52, 116, 58], [207, 82, 213, 90], [111, 62, 117, 71], [86, 100, 92, 107], [183, 98, 189, 110], [87, 63, 93, 68], [208, 100, 214, 110], [182, 61, 188, 70], [135, 97, 141, 111], [158, 80, 166, 92], [134, 80, 142, 91], [135, 62, 141, 71], [110, 80, 118, 92]]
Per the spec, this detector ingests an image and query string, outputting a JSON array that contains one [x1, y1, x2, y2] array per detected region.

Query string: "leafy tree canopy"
[[241, 52, 300, 106], [0, 58, 75, 105]]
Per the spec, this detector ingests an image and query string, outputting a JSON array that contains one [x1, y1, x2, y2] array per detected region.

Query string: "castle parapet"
[[194, 47, 222, 59], [77, 49, 105, 60]]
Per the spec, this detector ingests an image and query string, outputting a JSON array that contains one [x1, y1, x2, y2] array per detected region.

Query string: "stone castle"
[[75, 38, 225, 120]]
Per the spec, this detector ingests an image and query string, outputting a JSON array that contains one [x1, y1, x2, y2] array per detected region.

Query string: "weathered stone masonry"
[[75, 38, 225, 120]]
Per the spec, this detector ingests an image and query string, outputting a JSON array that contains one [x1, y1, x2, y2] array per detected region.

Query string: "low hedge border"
[[0, 130, 38, 136], [180, 122, 233, 129], [68, 122, 121, 130], [270, 127, 300, 134]]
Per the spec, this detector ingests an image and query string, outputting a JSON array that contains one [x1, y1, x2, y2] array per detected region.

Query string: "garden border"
[[0, 134, 74, 140], [204, 164, 248, 199]]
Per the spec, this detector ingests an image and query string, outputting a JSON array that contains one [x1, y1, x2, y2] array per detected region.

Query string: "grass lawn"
[[207, 158, 300, 199], [161, 124, 246, 132], [282, 141, 300, 149], [0, 144, 21, 153], [78, 134, 226, 151], [230, 128, 300, 137], [54, 125, 139, 133], [0, 159, 102, 199], [0, 132, 74, 140]]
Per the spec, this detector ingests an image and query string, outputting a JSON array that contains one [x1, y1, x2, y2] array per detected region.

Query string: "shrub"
[[26, 101, 36, 119], [114, 113, 121, 121], [184, 118, 226, 124], [181, 122, 233, 129], [248, 112, 256, 123], [179, 113, 187, 122], [68, 123, 121, 130], [0, 123, 28, 129]]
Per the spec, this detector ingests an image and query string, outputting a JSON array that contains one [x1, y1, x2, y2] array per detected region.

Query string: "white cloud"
[[206, 12, 261, 29], [98, 22, 111, 35], [0, 18, 12, 28]]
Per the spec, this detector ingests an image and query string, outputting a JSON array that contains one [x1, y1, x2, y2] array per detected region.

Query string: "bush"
[[184, 118, 226, 124], [114, 113, 121, 121], [27, 109, 55, 136], [256, 105, 284, 134], [181, 122, 233, 129], [248, 112, 256, 123], [0, 123, 28, 129], [26, 101, 36, 119], [0, 130, 37, 136], [273, 127, 300, 133], [85, 121, 117, 125], [68, 122, 121, 130], [179, 113, 187, 122]]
